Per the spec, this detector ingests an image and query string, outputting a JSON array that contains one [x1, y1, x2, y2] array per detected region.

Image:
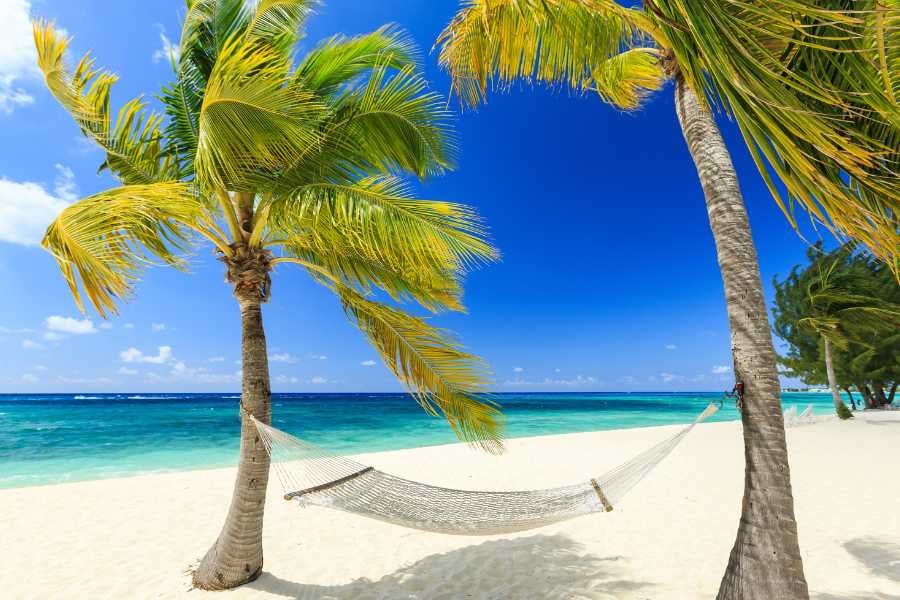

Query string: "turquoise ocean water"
[[0, 392, 844, 489]]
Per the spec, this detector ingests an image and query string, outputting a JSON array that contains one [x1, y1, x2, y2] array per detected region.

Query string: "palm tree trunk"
[[673, 75, 809, 600], [842, 386, 856, 411], [889, 382, 898, 404], [822, 338, 849, 417], [192, 295, 272, 590]]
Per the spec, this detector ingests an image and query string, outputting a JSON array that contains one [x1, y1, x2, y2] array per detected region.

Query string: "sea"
[[0, 391, 843, 489]]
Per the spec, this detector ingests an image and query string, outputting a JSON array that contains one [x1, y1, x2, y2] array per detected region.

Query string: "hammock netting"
[[251, 403, 719, 536]]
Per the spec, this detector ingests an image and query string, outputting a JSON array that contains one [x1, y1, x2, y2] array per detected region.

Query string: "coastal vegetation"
[[436, 1, 898, 598], [774, 244, 900, 414], [33, 0, 501, 590]]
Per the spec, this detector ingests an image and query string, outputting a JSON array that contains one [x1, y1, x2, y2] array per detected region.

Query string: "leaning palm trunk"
[[822, 338, 849, 417], [674, 76, 809, 600], [193, 272, 273, 590]]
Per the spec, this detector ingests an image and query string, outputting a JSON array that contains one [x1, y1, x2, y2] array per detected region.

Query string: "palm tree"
[[33, 0, 502, 590], [436, 2, 898, 598], [794, 247, 900, 417]]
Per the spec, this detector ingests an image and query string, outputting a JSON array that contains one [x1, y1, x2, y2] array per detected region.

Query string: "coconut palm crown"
[[33, 2, 502, 448]]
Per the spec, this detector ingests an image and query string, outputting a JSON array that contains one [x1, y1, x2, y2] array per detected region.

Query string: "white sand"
[[1, 412, 899, 599]]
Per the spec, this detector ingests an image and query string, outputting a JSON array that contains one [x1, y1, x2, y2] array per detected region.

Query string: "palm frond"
[[650, 0, 900, 268], [33, 21, 177, 184], [245, 0, 316, 50], [195, 33, 323, 190], [267, 176, 499, 276], [435, 0, 654, 109], [589, 48, 664, 109], [328, 62, 456, 177], [332, 281, 503, 452], [277, 238, 465, 312], [295, 25, 419, 96], [41, 183, 204, 317]]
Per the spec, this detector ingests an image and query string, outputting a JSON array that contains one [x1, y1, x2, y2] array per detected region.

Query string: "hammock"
[[250, 403, 719, 536]]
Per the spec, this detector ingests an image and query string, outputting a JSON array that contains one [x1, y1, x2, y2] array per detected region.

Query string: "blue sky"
[[0, 0, 824, 393]]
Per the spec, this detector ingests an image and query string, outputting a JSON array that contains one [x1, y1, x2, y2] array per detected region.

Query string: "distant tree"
[[774, 245, 900, 413]]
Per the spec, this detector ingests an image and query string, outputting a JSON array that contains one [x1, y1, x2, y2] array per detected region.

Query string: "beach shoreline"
[[1, 415, 898, 598]]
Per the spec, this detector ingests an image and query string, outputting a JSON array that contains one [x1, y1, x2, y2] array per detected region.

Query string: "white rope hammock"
[[250, 403, 719, 536]]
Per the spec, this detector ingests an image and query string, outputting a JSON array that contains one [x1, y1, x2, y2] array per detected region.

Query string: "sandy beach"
[[1, 413, 898, 599]]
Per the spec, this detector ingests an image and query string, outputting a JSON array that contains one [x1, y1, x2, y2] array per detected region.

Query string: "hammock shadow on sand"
[[247, 534, 653, 600]]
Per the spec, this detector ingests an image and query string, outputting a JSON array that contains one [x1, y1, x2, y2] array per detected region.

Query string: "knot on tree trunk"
[[221, 244, 273, 305]]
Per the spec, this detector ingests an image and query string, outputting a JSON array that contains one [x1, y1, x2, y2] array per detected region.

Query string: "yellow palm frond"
[[267, 176, 499, 276], [435, 0, 657, 109], [33, 21, 177, 184], [651, 0, 900, 268], [332, 281, 503, 452], [42, 183, 205, 317], [195, 33, 323, 190]]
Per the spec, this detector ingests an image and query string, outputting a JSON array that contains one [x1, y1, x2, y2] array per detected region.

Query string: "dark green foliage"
[[773, 243, 900, 408], [836, 402, 853, 420]]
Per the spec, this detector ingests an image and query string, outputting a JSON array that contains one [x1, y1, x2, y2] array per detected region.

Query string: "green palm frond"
[[245, 0, 316, 49], [650, 0, 900, 268], [278, 238, 465, 312], [268, 176, 499, 275], [435, 0, 656, 109], [329, 62, 456, 177], [33, 22, 177, 184], [589, 48, 664, 109], [295, 25, 418, 96], [41, 183, 205, 317], [331, 281, 502, 452], [195, 33, 323, 190]]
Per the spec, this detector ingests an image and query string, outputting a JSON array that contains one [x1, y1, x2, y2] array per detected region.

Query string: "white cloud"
[[712, 365, 731, 375], [554, 368, 561, 373], [123, 323, 135, 329], [306, 353, 327, 360], [56, 375, 113, 385], [207, 356, 225, 363], [310, 376, 328, 384], [21, 373, 38, 383], [53, 164, 78, 201], [0, 0, 38, 114], [120, 345, 173, 364], [0, 177, 69, 246], [360, 360, 376, 367], [99, 322, 113, 330], [513, 366, 524, 373], [269, 352, 297, 363], [118, 367, 138, 376], [274, 375, 299, 384], [665, 344, 677, 351], [151, 27, 180, 64], [46, 315, 97, 335], [505, 374, 599, 387], [21, 339, 41, 349], [151, 323, 167, 331], [32, 365, 47, 371], [661, 372, 680, 383]]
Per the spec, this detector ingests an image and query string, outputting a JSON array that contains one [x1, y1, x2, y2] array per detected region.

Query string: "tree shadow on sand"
[[812, 536, 900, 600], [248, 534, 653, 600]]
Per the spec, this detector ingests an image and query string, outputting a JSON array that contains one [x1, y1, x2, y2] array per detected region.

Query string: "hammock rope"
[[250, 402, 719, 536]]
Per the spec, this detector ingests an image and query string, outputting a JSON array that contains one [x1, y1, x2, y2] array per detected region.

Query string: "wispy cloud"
[[306, 353, 328, 360], [46, 315, 97, 335], [21, 339, 41, 350], [151, 26, 180, 64], [269, 352, 297, 363], [310, 376, 328, 384], [121, 346, 173, 364], [665, 344, 677, 351], [711, 365, 731, 375], [360, 360, 376, 367], [0, 0, 39, 114], [151, 323, 167, 332], [513, 366, 524, 373]]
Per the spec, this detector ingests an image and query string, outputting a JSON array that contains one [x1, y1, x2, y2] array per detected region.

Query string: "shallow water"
[[0, 391, 842, 488]]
